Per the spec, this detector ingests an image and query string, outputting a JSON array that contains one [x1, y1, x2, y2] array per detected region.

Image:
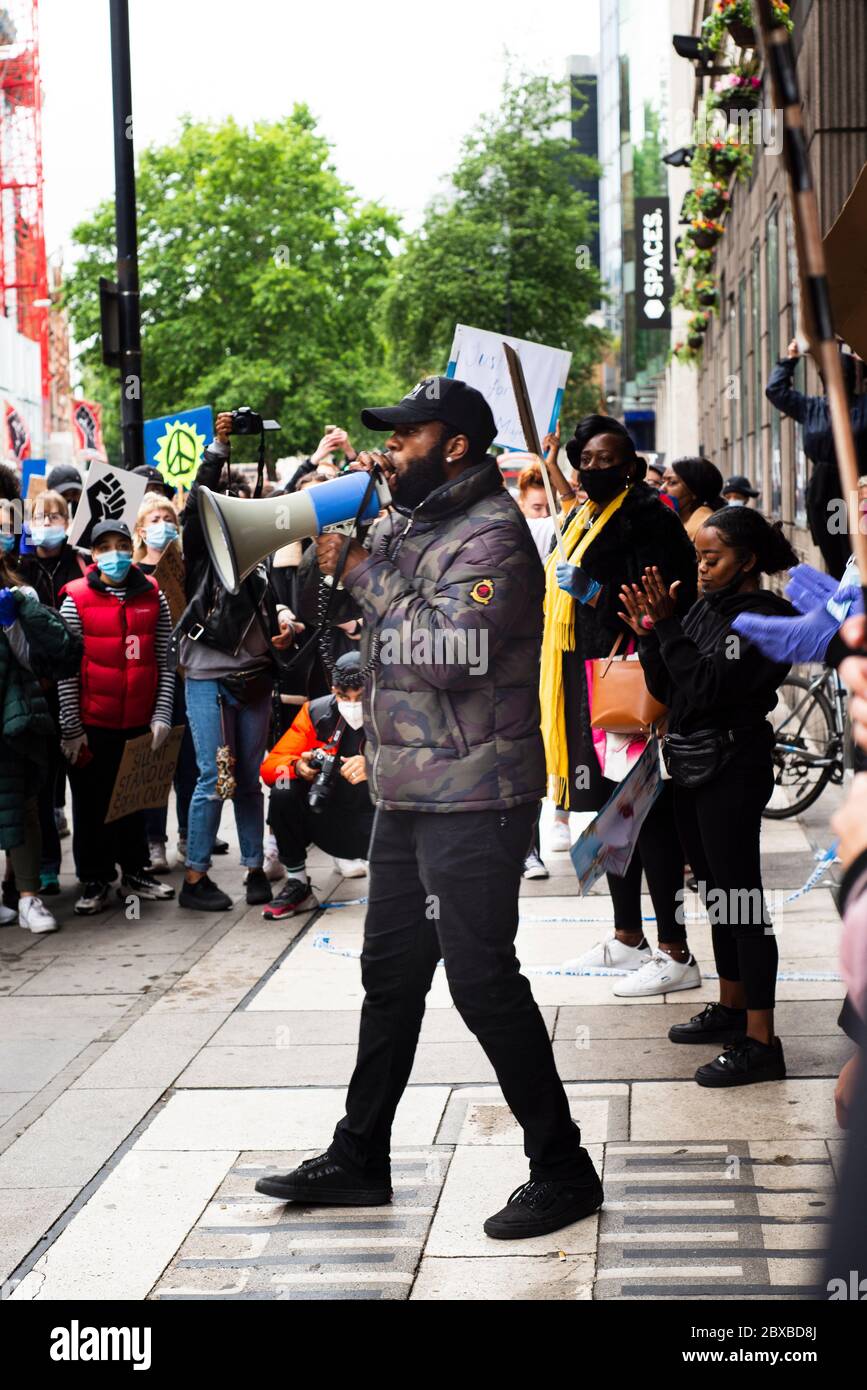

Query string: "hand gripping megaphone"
[[198, 469, 392, 594]]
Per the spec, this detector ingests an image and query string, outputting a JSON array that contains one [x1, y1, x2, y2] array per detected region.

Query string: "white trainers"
[[613, 950, 701, 997], [564, 935, 652, 972], [523, 851, 549, 880], [0, 902, 18, 926], [333, 857, 368, 878], [550, 818, 571, 852], [18, 896, 59, 935], [263, 850, 285, 882], [148, 841, 170, 874]]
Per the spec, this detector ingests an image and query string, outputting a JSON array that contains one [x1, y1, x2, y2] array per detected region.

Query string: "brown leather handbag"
[[589, 634, 668, 735]]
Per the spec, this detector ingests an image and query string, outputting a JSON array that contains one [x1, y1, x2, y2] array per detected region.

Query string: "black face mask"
[[704, 564, 751, 606], [579, 462, 632, 505]]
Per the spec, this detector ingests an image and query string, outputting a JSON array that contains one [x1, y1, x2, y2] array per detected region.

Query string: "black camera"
[[231, 406, 281, 435], [306, 748, 341, 814]]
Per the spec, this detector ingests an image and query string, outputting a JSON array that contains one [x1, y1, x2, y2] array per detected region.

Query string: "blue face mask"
[[30, 525, 67, 549], [0, 533, 16, 554], [96, 550, 133, 583], [144, 520, 178, 550]]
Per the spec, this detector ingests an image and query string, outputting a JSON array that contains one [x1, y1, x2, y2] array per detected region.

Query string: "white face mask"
[[337, 699, 364, 730], [726, 499, 746, 507]]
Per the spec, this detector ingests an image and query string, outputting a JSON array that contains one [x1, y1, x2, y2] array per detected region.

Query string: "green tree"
[[65, 108, 402, 462], [381, 75, 606, 424]]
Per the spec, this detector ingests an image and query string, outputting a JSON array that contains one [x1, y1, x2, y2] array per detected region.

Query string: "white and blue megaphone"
[[199, 469, 392, 594]]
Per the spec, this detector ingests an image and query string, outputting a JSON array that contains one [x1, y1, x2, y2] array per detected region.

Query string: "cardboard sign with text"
[[106, 726, 184, 823], [153, 541, 187, 625]]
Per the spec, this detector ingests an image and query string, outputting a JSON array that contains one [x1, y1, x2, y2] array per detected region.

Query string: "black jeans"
[[329, 802, 583, 1183], [603, 777, 687, 944], [269, 779, 375, 867], [674, 754, 778, 1010], [68, 725, 150, 883]]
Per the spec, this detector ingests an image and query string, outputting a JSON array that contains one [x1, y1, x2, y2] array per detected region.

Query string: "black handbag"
[[661, 729, 739, 788]]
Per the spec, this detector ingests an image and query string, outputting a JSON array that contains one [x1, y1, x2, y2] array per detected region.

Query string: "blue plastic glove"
[[556, 562, 602, 605], [0, 587, 18, 628], [733, 603, 849, 664], [785, 563, 838, 615]]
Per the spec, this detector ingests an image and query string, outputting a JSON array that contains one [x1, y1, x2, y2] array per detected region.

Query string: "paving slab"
[[436, 1084, 629, 1145], [0, 994, 137, 1043], [210, 1006, 555, 1049], [554, 999, 845, 1040], [14, 953, 187, 997], [631, 1078, 838, 1141], [134, 1086, 450, 1152], [69, 1011, 228, 1090], [0, 1187, 80, 1286], [177, 1040, 502, 1088], [0, 1039, 95, 1095], [410, 1254, 595, 1300], [0, 1086, 165, 1189]]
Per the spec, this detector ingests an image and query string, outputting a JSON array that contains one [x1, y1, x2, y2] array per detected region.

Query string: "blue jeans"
[[184, 677, 272, 874]]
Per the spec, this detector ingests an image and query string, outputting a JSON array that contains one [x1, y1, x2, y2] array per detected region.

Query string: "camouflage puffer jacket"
[[344, 458, 546, 812]]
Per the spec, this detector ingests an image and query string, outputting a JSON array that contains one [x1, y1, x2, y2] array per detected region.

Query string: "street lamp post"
[[109, 0, 144, 469]]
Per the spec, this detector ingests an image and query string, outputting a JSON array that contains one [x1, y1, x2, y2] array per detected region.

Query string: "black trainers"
[[178, 875, 232, 912], [263, 878, 316, 919], [695, 1036, 786, 1088], [245, 868, 272, 906], [119, 871, 175, 902], [74, 880, 112, 915], [212, 837, 230, 855], [668, 1001, 747, 1045], [484, 1151, 604, 1240], [255, 1152, 392, 1206]]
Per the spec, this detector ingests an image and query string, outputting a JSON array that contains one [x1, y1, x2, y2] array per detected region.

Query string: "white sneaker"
[[148, 841, 170, 874], [0, 902, 17, 926], [263, 850, 285, 882], [523, 851, 549, 880], [613, 950, 701, 997], [550, 818, 571, 852], [564, 935, 652, 972], [333, 857, 368, 878], [18, 896, 59, 935]]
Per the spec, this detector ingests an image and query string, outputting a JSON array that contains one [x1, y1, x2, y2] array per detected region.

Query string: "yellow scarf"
[[539, 488, 630, 808]]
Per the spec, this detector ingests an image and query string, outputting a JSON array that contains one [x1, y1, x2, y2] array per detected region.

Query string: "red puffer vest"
[[64, 571, 160, 729]]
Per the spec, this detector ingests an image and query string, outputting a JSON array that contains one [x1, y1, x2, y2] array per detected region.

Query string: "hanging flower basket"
[[706, 140, 743, 177], [727, 16, 756, 48], [692, 181, 731, 219], [688, 312, 712, 341], [711, 73, 763, 121], [689, 218, 725, 250], [696, 280, 718, 308], [687, 333, 705, 351]]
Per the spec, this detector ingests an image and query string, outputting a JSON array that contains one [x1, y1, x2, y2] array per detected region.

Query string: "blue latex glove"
[[733, 601, 854, 665], [556, 562, 602, 605], [785, 564, 838, 615], [0, 587, 18, 628]]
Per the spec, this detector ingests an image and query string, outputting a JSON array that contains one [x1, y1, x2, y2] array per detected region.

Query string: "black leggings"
[[673, 756, 778, 1011], [604, 777, 687, 944]]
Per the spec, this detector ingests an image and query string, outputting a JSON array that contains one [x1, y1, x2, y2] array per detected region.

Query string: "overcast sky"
[[40, 0, 600, 265]]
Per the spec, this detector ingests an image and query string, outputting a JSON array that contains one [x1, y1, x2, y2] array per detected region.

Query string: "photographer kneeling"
[[259, 652, 373, 919]]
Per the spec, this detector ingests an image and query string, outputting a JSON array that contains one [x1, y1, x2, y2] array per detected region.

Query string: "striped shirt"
[[57, 587, 175, 738]]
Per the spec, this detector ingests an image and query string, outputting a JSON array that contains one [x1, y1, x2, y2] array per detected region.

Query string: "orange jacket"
[[260, 701, 339, 786]]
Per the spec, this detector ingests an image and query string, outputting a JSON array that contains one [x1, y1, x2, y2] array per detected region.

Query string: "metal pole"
[[109, 0, 143, 469]]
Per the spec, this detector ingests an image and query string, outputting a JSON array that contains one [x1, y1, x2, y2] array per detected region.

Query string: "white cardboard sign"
[[68, 461, 147, 550], [446, 324, 572, 453]]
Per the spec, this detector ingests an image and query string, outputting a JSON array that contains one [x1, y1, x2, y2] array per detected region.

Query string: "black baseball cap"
[[723, 475, 759, 497], [46, 464, 83, 496], [361, 376, 497, 455], [132, 464, 177, 497], [90, 519, 132, 546]]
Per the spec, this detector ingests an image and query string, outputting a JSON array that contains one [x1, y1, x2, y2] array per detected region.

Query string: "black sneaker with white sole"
[[668, 1001, 747, 1045], [178, 875, 232, 911], [263, 879, 316, 919], [74, 881, 112, 915], [255, 1152, 392, 1206], [484, 1150, 603, 1240], [695, 1036, 786, 1087], [118, 871, 175, 902]]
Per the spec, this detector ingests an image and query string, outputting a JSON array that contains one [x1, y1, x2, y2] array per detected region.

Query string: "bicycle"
[[764, 666, 851, 819]]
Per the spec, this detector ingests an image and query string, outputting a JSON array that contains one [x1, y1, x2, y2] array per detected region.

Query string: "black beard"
[[390, 442, 449, 509]]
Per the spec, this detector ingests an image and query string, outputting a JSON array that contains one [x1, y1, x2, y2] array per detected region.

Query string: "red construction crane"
[[0, 1, 49, 433]]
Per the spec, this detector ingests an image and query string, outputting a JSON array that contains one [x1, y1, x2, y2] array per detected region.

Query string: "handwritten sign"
[[106, 726, 185, 823], [153, 541, 186, 625], [446, 324, 572, 453]]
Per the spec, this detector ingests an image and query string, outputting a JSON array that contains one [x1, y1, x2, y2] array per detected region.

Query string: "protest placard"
[[570, 737, 663, 896], [446, 324, 571, 453], [143, 407, 214, 489], [68, 460, 147, 550], [105, 726, 184, 823], [153, 541, 187, 625]]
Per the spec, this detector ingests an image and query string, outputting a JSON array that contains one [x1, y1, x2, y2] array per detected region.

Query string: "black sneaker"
[[178, 875, 232, 911], [245, 868, 272, 906], [74, 881, 112, 916], [668, 1001, 747, 1045], [255, 1152, 392, 1206], [695, 1036, 786, 1088], [119, 871, 175, 902], [484, 1151, 604, 1240], [263, 878, 316, 919], [212, 837, 230, 855]]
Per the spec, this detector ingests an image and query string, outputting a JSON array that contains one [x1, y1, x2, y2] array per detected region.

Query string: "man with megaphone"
[[254, 376, 604, 1241]]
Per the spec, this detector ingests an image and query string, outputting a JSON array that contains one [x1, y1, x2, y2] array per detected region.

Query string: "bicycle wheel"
[[763, 674, 837, 819]]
